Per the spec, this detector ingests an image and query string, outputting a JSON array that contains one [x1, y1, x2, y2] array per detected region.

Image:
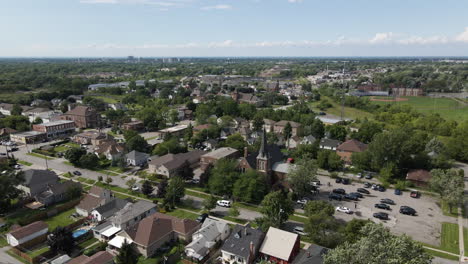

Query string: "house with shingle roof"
[[125, 150, 150, 166], [319, 138, 342, 151], [91, 198, 131, 222], [35, 180, 82, 206], [185, 218, 230, 261], [406, 169, 432, 187], [109, 200, 157, 230], [221, 225, 264, 264], [60, 105, 101, 128], [259, 227, 300, 264], [108, 213, 200, 257], [6, 221, 48, 247], [94, 140, 125, 161], [148, 150, 206, 177], [17, 169, 59, 197], [68, 251, 114, 264], [76, 186, 114, 217], [274, 120, 302, 137], [336, 139, 368, 163]]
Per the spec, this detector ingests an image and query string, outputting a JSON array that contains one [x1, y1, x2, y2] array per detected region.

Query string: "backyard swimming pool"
[[72, 229, 88, 239]]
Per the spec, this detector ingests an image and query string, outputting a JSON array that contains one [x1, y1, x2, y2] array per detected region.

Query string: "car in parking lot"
[[400, 206, 417, 216], [332, 188, 346, 195], [363, 182, 371, 188], [132, 185, 140, 192], [335, 178, 342, 183], [378, 186, 386, 192], [217, 200, 232, 207], [312, 180, 321, 186], [394, 189, 402, 195], [328, 193, 343, 201], [365, 173, 373, 179], [293, 226, 307, 235], [296, 198, 309, 208], [336, 206, 353, 214], [357, 188, 370, 194], [410, 191, 420, 198], [344, 194, 359, 201], [72, 171, 82, 176], [380, 198, 395, 205], [356, 173, 362, 178], [342, 178, 350, 185], [349, 192, 363, 198], [373, 212, 389, 220], [374, 203, 391, 210], [13, 164, 21, 170]]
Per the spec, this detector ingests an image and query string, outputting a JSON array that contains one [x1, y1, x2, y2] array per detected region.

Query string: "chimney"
[[243, 147, 248, 158], [248, 241, 255, 264], [244, 227, 247, 236]]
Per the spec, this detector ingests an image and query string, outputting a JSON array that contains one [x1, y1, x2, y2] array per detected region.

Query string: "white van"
[[216, 200, 232, 207]]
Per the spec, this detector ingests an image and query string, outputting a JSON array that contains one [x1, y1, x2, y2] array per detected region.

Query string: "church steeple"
[[257, 128, 270, 173]]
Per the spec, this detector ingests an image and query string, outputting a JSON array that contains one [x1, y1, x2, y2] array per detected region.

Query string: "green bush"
[[394, 180, 408, 191], [330, 172, 339, 179]]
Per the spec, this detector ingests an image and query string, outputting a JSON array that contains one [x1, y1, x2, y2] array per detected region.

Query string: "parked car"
[[380, 198, 395, 205], [349, 192, 363, 198], [296, 198, 309, 206], [312, 180, 321, 186], [335, 178, 342, 183], [342, 178, 350, 185], [344, 194, 359, 201], [378, 186, 386, 192], [410, 191, 420, 198], [336, 206, 352, 214], [13, 164, 21, 170], [131, 185, 140, 191], [328, 193, 342, 201], [375, 203, 391, 210], [357, 188, 370, 194], [217, 200, 232, 207], [332, 188, 346, 195], [365, 173, 373, 179], [196, 213, 209, 223], [356, 173, 362, 178], [400, 206, 417, 216], [373, 212, 389, 220], [293, 226, 307, 235], [394, 189, 402, 195], [371, 184, 378, 190], [364, 182, 371, 188], [72, 171, 82, 176], [9, 147, 18, 152]]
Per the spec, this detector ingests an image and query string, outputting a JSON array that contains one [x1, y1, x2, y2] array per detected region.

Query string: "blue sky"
[[1, 0, 467, 57]]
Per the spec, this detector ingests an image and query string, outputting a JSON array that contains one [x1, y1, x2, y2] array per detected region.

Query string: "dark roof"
[[9, 221, 48, 240], [93, 198, 130, 219], [148, 150, 206, 171], [68, 251, 114, 264], [275, 120, 301, 128], [221, 225, 264, 260], [406, 169, 432, 182], [23, 170, 58, 187], [337, 139, 368, 152], [48, 180, 81, 195], [245, 144, 284, 170], [319, 138, 342, 148], [65, 106, 95, 116], [292, 245, 328, 264]]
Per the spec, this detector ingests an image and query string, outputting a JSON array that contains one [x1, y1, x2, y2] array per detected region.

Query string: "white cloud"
[[369, 32, 395, 44], [455, 27, 468, 43], [200, 4, 232, 10]]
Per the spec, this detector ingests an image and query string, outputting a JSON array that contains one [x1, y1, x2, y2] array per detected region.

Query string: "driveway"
[[0, 247, 23, 264]]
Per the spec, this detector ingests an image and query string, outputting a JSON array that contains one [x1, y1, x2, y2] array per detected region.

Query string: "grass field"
[[464, 228, 468, 256], [440, 200, 459, 218], [370, 96, 468, 121], [439, 222, 460, 254], [310, 96, 373, 120], [17, 160, 32, 166], [28, 246, 50, 258], [44, 208, 77, 231], [166, 209, 199, 220], [423, 248, 459, 261], [27, 152, 54, 160]]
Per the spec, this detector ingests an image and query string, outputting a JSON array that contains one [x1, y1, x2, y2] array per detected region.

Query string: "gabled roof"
[[242, 144, 284, 170], [126, 150, 149, 161], [68, 251, 114, 264], [23, 169, 58, 187], [65, 106, 95, 116], [259, 227, 298, 261], [221, 225, 264, 260], [8, 221, 48, 240], [319, 138, 342, 148], [406, 169, 432, 183], [275, 120, 301, 128], [77, 195, 105, 213], [93, 198, 131, 219], [111, 200, 156, 226], [95, 140, 124, 155], [148, 150, 206, 171], [337, 139, 368, 152]]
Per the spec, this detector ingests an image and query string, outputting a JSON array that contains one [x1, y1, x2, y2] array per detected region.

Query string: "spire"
[[258, 128, 268, 159]]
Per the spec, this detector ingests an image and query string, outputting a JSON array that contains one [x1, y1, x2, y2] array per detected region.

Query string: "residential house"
[[32, 120, 76, 139], [273, 121, 302, 137], [259, 227, 300, 264], [185, 218, 230, 261], [319, 139, 342, 151], [90, 198, 131, 222], [6, 221, 48, 247], [76, 186, 115, 217], [406, 169, 432, 187], [122, 121, 144, 131], [202, 139, 219, 150], [60, 106, 101, 128], [193, 124, 212, 134], [261, 119, 276, 133], [73, 130, 111, 146], [391, 87, 423, 97], [108, 213, 200, 258], [67, 251, 114, 264], [0, 127, 17, 139], [125, 150, 150, 166], [94, 140, 125, 161], [10, 131, 47, 144], [109, 200, 157, 230], [287, 136, 301, 149], [292, 245, 328, 264], [221, 225, 264, 264], [336, 139, 368, 163], [17, 169, 59, 197], [108, 103, 127, 111], [148, 150, 206, 177], [22, 108, 59, 123], [231, 91, 264, 107], [300, 135, 316, 145], [35, 180, 82, 207], [200, 147, 239, 171]]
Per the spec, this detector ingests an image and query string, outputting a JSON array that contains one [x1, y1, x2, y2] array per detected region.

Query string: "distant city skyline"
[[1, 0, 467, 57]]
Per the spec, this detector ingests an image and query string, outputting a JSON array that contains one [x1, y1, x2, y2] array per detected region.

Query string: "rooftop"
[[159, 124, 188, 133], [36, 120, 75, 127], [260, 227, 298, 261], [202, 147, 239, 159]]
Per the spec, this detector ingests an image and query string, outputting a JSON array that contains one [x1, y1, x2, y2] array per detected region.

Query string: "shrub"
[[394, 180, 408, 191]]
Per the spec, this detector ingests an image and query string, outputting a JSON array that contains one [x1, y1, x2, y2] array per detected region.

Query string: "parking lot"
[[296, 175, 457, 246]]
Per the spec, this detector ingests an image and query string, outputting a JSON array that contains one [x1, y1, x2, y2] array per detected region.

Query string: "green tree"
[[327, 124, 347, 141], [157, 178, 168, 198], [169, 109, 179, 125], [304, 212, 343, 248], [324, 223, 432, 264], [208, 159, 239, 196], [126, 178, 137, 190], [310, 119, 325, 139], [430, 169, 464, 212], [258, 191, 294, 230], [126, 135, 149, 153], [141, 180, 154, 196], [224, 133, 247, 151], [115, 240, 138, 264], [233, 170, 268, 203], [350, 120, 382, 144], [229, 206, 240, 217], [343, 219, 370, 243], [252, 115, 264, 132], [11, 104, 23, 116], [33, 117, 43, 124], [47, 227, 74, 255], [203, 195, 217, 212], [287, 157, 317, 198], [184, 123, 193, 143], [65, 185, 82, 200], [304, 200, 335, 217], [79, 154, 99, 169], [164, 176, 185, 208], [283, 122, 292, 141], [97, 175, 103, 183], [105, 176, 113, 185], [0, 170, 24, 213], [65, 148, 86, 166]]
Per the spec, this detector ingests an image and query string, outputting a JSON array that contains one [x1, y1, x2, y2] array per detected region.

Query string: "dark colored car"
[[373, 212, 389, 220], [375, 203, 391, 210], [349, 192, 363, 198], [380, 198, 395, 205], [196, 213, 209, 223], [328, 193, 343, 201], [364, 182, 371, 188], [378, 186, 386, 192], [344, 194, 359, 201], [365, 174, 373, 179], [342, 178, 350, 185], [72, 171, 82, 176], [394, 189, 402, 195], [410, 191, 420, 198], [400, 206, 417, 216], [357, 188, 370, 194], [332, 188, 346, 195], [335, 178, 342, 183]]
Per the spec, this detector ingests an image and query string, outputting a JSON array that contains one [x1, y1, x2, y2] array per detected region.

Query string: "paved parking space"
[[297, 175, 457, 246]]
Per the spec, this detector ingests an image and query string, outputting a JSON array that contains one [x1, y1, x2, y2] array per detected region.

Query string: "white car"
[[293, 226, 307, 236], [336, 206, 352, 214], [296, 199, 308, 206], [216, 200, 231, 207], [14, 164, 21, 170], [131, 185, 140, 191]]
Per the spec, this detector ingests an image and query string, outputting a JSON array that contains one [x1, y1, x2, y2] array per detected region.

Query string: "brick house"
[[336, 139, 368, 164], [60, 106, 101, 128]]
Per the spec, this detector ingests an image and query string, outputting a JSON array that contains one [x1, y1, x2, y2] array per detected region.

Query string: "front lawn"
[[27, 152, 54, 160], [423, 248, 459, 261], [166, 209, 199, 220], [440, 222, 460, 254], [464, 228, 468, 256], [78, 237, 98, 249], [44, 208, 78, 231], [17, 160, 32, 166]]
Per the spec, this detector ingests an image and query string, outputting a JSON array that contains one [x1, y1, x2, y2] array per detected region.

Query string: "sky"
[[1, 0, 468, 57]]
